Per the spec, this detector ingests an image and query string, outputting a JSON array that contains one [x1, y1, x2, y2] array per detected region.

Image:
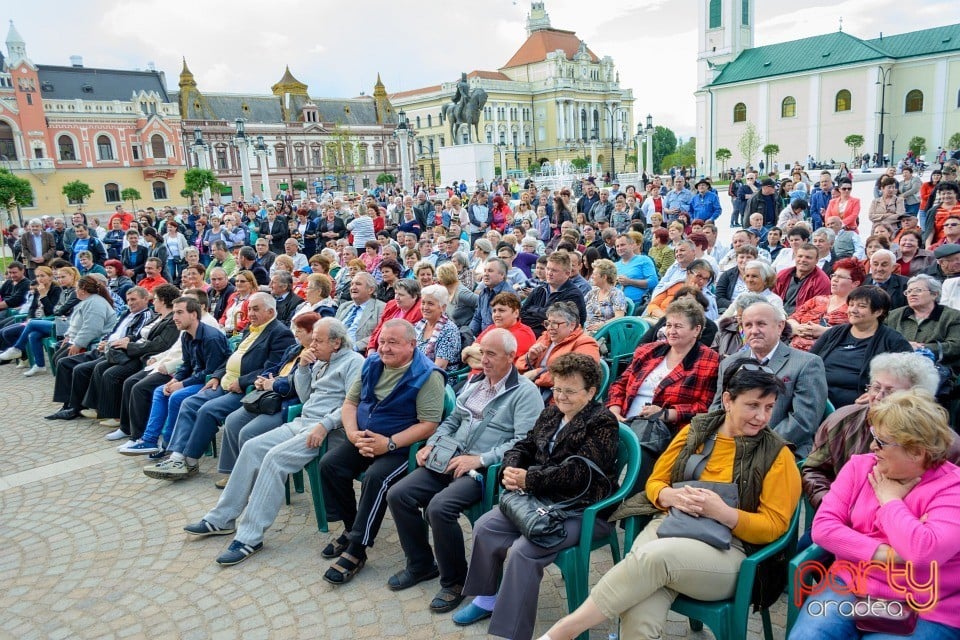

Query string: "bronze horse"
[[443, 86, 488, 145]]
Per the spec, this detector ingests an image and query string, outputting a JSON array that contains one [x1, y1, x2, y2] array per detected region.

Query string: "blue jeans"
[[168, 387, 244, 459], [13, 319, 55, 366], [791, 583, 960, 640], [0, 322, 25, 350], [141, 383, 202, 446]]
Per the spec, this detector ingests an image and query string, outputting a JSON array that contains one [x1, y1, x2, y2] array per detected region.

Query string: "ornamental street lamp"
[[395, 110, 412, 194], [254, 134, 272, 199], [876, 66, 893, 168], [191, 128, 212, 202], [645, 114, 654, 178], [601, 103, 625, 182], [233, 118, 253, 201]]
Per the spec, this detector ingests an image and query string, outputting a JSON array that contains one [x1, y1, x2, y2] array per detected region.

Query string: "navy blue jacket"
[[175, 322, 230, 387], [356, 351, 444, 440]]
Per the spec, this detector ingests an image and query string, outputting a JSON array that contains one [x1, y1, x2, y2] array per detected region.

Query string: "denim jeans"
[[0, 322, 25, 350], [13, 319, 55, 366], [791, 582, 960, 640], [140, 383, 202, 447]]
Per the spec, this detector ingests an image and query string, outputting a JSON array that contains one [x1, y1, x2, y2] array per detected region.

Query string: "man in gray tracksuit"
[[386, 328, 544, 613]]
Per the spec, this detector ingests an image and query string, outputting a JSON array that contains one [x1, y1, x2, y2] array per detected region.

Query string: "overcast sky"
[[5, 0, 954, 138]]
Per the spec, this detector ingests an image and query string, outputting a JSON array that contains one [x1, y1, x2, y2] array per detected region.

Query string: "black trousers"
[[84, 358, 144, 419], [319, 439, 409, 549], [120, 370, 171, 438], [386, 467, 482, 588], [52, 352, 101, 407]]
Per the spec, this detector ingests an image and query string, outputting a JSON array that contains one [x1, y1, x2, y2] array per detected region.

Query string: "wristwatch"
[[387, 437, 397, 452]]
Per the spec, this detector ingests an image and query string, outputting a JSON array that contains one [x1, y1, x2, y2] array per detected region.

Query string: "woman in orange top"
[[823, 180, 861, 232], [925, 183, 960, 248], [516, 301, 599, 399], [366, 279, 423, 354]]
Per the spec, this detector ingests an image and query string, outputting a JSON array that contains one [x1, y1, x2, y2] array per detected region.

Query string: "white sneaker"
[[117, 438, 141, 451], [99, 419, 121, 428], [23, 365, 46, 377], [15, 359, 28, 369], [0, 347, 23, 361], [105, 428, 128, 441], [80, 409, 99, 419]]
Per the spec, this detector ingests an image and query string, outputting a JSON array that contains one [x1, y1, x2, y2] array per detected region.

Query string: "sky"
[[4, 0, 954, 139]]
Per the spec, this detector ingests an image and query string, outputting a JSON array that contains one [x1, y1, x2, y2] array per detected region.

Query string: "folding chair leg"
[[292, 470, 304, 493], [761, 608, 774, 640]]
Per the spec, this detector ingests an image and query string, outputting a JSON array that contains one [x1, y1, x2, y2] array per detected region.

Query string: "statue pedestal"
[[439, 144, 495, 192]]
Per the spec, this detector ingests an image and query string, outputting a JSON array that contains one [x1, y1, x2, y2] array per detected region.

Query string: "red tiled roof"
[[388, 84, 442, 100], [467, 70, 512, 81], [502, 28, 598, 68]]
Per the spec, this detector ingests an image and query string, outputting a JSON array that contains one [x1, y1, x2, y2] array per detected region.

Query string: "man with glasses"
[[864, 249, 908, 309], [519, 251, 587, 338], [711, 300, 826, 456]]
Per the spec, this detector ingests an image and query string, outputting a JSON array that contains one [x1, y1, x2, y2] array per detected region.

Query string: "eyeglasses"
[[904, 288, 930, 295], [543, 320, 569, 330], [830, 273, 852, 280], [865, 382, 899, 398], [840, 187, 852, 191], [944, 223, 960, 227], [869, 427, 901, 450], [551, 387, 587, 397], [738, 363, 774, 375]]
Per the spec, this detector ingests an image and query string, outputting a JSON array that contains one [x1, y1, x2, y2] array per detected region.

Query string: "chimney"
[[70, 55, 83, 67], [146, 61, 156, 72]]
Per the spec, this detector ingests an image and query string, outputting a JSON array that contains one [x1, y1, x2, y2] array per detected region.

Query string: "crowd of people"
[[1, 160, 959, 639]]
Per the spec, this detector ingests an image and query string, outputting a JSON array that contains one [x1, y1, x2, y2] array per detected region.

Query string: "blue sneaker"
[[148, 448, 169, 461], [118, 440, 159, 456], [184, 519, 235, 538], [452, 602, 493, 626], [216, 540, 263, 566]]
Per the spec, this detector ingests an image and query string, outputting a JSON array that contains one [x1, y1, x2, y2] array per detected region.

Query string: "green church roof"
[[709, 23, 960, 86]]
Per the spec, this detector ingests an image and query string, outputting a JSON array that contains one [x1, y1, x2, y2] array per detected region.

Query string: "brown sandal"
[[323, 552, 366, 585]]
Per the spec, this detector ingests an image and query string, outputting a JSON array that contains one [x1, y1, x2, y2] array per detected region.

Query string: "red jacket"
[[606, 341, 720, 426], [773, 266, 831, 311]]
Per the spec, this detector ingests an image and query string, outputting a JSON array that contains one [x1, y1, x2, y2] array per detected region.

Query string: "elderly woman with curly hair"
[[585, 258, 628, 333]]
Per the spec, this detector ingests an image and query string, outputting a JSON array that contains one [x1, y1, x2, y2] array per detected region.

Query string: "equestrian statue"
[[442, 73, 488, 145]]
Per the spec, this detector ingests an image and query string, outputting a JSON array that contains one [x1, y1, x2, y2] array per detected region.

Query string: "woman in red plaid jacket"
[[607, 299, 721, 489]]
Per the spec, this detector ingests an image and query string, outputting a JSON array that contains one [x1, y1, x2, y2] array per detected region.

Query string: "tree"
[[62, 180, 94, 205], [0, 169, 33, 226], [183, 168, 223, 202], [625, 154, 638, 172], [570, 157, 590, 171], [120, 187, 141, 212], [762, 144, 780, 171], [844, 134, 865, 162], [908, 136, 927, 157], [375, 173, 397, 186], [715, 148, 732, 176], [949, 132, 960, 152], [737, 123, 762, 168], [651, 126, 677, 174], [528, 161, 543, 174], [661, 139, 696, 176], [291, 179, 308, 192]]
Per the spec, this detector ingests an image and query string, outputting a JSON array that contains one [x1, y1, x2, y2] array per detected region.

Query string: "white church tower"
[[695, 0, 754, 177]]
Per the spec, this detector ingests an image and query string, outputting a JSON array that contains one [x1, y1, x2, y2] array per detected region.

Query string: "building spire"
[[6, 20, 28, 66], [526, 2, 551, 35], [179, 57, 196, 88]]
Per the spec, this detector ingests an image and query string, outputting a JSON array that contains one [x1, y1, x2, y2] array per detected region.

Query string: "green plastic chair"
[[447, 365, 472, 388], [786, 542, 833, 631], [553, 425, 641, 640], [592, 317, 648, 378], [462, 463, 502, 525], [595, 359, 611, 402], [626, 501, 801, 640], [623, 298, 636, 317]]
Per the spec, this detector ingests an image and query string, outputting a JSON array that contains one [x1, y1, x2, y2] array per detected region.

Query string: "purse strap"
[[682, 433, 718, 481], [537, 455, 612, 511]]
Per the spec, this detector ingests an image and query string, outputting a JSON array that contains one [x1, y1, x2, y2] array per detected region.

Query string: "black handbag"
[[499, 455, 610, 549], [656, 435, 739, 550], [241, 389, 283, 415], [104, 347, 132, 365], [628, 410, 673, 457]]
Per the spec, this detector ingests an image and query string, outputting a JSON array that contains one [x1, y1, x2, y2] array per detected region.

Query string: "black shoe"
[[148, 448, 169, 461], [387, 565, 440, 591], [45, 408, 79, 420]]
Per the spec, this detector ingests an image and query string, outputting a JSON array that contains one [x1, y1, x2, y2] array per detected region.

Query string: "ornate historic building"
[[389, 2, 635, 182], [696, 0, 960, 176], [175, 63, 404, 198], [0, 22, 186, 218]]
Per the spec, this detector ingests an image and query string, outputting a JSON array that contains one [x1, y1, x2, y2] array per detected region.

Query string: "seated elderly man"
[[320, 319, 446, 586], [334, 272, 385, 351], [386, 328, 544, 612], [270, 271, 300, 325], [144, 292, 295, 480], [709, 299, 827, 457], [183, 317, 364, 566]]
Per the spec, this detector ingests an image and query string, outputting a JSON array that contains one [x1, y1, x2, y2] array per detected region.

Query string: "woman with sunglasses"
[[823, 179, 861, 233], [918, 169, 942, 229], [540, 360, 799, 640], [793, 389, 960, 639]]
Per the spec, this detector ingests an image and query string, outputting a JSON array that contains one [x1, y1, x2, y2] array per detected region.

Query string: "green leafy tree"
[[625, 154, 638, 171], [120, 187, 141, 211], [292, 180, 308, 192], [0, 169, 33, 226], [61, 180, 94, 205], [949, 132, 960, 151], [652, 126, 677, 174], [908, 136, 927, 157], [570, 157, 590, 171], [183, 168, 223, 203], [715, 148, 732, 175], [737, 123, 762, 168], [762, 144, 780, 170], [375, 173, 397, 186], [528, 161, 543, 174], [844, 134, 865, 162]]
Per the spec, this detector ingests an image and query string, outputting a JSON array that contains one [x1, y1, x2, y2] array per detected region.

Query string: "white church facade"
[[695, 0, 960, 177]]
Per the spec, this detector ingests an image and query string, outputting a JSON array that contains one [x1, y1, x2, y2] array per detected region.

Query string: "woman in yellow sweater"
[[537, 360, 801, 640]]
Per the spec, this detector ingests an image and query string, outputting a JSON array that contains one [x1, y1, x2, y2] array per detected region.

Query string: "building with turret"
[[174, 62, 403, 198], [695, 1, 960, 177], [0, 21, 186, 218], [389, 2, 635, 183]]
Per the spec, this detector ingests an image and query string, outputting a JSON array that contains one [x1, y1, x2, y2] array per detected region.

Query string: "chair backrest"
[[595, 359, 611, 402], [593, 316, 648, 374], [624, 298, 636, 317], [442, 385, 456, 420], [822, 399, 835, 422]]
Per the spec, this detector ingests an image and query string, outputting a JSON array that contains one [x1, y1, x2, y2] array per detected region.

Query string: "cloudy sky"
[[5, 0, 953, 137]]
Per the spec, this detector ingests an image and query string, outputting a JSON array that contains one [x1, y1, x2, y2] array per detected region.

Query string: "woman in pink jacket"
[[791, 390, 960, 639]]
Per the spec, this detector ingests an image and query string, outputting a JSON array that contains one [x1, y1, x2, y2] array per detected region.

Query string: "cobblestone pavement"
[[0, 362, 789, 640]]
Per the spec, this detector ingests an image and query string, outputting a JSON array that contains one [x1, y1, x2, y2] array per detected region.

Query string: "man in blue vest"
[[320, 319, 446, 586]]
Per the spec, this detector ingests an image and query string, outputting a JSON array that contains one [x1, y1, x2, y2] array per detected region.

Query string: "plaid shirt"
[[606, 341, 720, 426]]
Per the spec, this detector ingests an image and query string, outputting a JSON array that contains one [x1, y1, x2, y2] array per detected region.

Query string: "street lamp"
[[589, 128, 598, 177], [634, 123, 643, 174], [497, 139, 507, 177], [254, 134, 272, 199], [233, 118, 253, 201], [876, 66, 892, 168], [394, 109, 412, 194], [600, 103, 625, 182], [511, 132, 519, 174], [645, 114, 654, 179], [191, 127, 212, 202]]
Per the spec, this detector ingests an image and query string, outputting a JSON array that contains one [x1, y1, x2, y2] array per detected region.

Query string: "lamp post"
[[890, 136, 897, 168], [254, 135, 271, 199], [233, 118, 253, 202], [589, 129, 598, 177], [191, 128, 212, 202], [645, 114, 654, 179], [395, 109, 412, 194], [511, 132, 520, 174], [600, 103, 625, 182], [634, 124, 643, 175], [876, 66, 892, 169], [497, 140, 507, 177]]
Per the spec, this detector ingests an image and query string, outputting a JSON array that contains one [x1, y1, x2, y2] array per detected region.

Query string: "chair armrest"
[[286, 403, 303, 422], [483, 463, 502, 511], [731, 501, 801, 612]]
